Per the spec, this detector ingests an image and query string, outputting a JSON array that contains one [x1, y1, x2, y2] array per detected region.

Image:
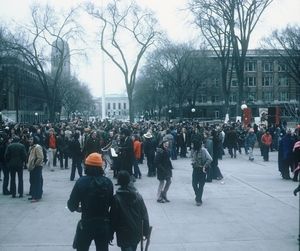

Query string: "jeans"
[[146, 152, 155, 175], [74, 219, 110, 251], [192, 169, 206, 203], [59, 151, 69, 168], [157, 178, 171, 200], [262, 145, 269, 161], [171, 144, 177, 160], [30, 166, 43, 200], [218, 146, 223, 159], [71, 156, 83, 181], [133, 158, 141, 178], [228, 143, 237, 157], [121, 245, 138, 251]]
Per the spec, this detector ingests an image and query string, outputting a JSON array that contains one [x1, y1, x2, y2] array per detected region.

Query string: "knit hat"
[[85, 153, 103, 167]]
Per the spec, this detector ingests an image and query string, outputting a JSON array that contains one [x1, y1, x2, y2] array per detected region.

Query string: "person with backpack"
[[110, 170, 150, 251], [67, 153, 114, 251]]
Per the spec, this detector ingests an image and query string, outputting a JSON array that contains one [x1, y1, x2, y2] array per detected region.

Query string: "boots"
[[293, 185, 300, 196]]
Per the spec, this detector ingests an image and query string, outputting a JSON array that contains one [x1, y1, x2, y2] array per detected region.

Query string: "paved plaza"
[[0, 149, 299, 251]]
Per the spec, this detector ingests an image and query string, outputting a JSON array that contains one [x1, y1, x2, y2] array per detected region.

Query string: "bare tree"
[[7, 3, 85, 122], [188, 0, 273, 115], [263, 24, 300, 86], [148, 41, 202, 120], [85, 0, 161, 121]]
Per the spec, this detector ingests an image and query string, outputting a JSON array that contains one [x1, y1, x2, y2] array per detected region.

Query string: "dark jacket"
[[143, 138, 156, 156], [57, 134, 69, 153], [5, 141, 27, 167], [67, 175, 113, 220], [69, 139, 82, 158], [154, 145, 173, 180], [110, 187, 149, 247]]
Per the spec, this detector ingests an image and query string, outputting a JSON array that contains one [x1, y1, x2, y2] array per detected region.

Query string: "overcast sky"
[[0, 0, 299, 97]]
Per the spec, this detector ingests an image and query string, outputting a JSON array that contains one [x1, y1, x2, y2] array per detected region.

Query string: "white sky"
[[0, 0, 299, 97]]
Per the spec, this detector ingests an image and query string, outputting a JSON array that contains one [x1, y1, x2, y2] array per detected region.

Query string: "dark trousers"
[[180, 143, 187, 157], [262, 145, 269, 161], [1, 162, 10, 194], [121, 245, 138, 251], [30, 166, 43, 200], [192, 169, 206, 203], [133, 158, 141, 178], [74, 219, 110, 251], [146, 152, 155, 175], [10, 165, 23, 196], [59, 151, 69, 168], [70, 156, 83, 181], [228, 143, 237, 157]]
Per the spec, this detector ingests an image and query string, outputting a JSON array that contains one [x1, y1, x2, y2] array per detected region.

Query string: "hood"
[[116, 187, 138, 204]]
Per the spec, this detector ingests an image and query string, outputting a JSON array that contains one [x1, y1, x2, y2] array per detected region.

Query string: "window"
[[229, 93, 237, 102], [278, 77, 289, 86], [118, 103, 121, 109], [245, 62, 256, 72], [278, 63, 288, 72], [113, 103, 116, 109], [247, 92, 257, 102], [123, 103, 126, 109], [263, 62, 273, 72], [279, 92, 289, 101], [199, 94, 207, 103], [231, 78, 238, 87], [262, 92, 273, 102], [262, 77, 273, 87], [246, 77, 256, 87], [211, 95, 220, 103], [199, 81, 206, 88], [108, 103, 110, 109], [212, 78, 219, 88]]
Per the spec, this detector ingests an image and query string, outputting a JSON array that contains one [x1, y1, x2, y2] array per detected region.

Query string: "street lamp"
[[191, 108, 195, 121], [35, 112, 38, 123], [168, 109, 172, 122], [241, 104, 247, 127]]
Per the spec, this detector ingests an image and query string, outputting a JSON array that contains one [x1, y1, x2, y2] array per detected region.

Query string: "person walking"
[[155, 139, 173, 203], [245, 128, 257, 161], [225, 126, 238, 158], [4, 136, 27, 198], [190, 139, 213, 206], [27, 136, 43, 203], [0, 135, 10, 195], [110, 170, 150, 251], [57, 129, 69, 170], [67, 153, 114, 251], [261, 129, 272, 162]]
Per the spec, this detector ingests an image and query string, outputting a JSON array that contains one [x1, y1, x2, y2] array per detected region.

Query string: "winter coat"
[[27, 144, 43, 171], [245, 133, 257, 149], [154, 146, 173, 181], [110, 187, 149, 247], [4, 142, 27, 167]]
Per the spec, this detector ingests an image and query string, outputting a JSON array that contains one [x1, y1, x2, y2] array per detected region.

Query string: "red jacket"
[[261, 133, 272, 147], [133, 140, 141, 159]]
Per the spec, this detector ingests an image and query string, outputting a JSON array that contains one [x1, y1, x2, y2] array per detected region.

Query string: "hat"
[[144, 131, 152, 139], [84, 127, 91, 133], [85, 153, 103, 167], [121, 128, 130, 136]]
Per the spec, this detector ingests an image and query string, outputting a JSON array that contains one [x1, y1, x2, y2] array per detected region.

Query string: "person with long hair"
[[190, 139, 212, 206]]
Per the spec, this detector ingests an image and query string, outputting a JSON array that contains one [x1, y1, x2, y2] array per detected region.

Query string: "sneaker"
[[157, 199, 165, 203], [196, 202, 202, 206]]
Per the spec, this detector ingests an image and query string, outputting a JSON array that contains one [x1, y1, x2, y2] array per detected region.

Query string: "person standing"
[[0, 135, 10, 195], [261, 129, 272, 162], [45, 128, 57, 172], [155, 140, 173, 203], [179, 127, 188, 158], [190, 139, 212, 206], [143, 131, 157, 177], [27, 136, 43, 203], [132, 134, 142, 179], [110, 171, 150, 251], [67, 153, 113, 251], [85, 130, 101, 158], [57, 129, 69, 170], [118, 129, 135, 181], [225, 126, 238, 158], [278, 129, 295, 179], [5, 136, 27, 198], [69, 132, 83, 181]]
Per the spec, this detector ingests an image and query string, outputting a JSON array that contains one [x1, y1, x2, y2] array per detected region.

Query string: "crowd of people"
[[1, 117, 300, 248]]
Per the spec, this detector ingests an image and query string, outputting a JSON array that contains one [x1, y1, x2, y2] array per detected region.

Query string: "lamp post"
[[191, 108, 195, 121], [241, 104, 247, 126], [35, 112, 38, 124], [168, 109, 172, 122]]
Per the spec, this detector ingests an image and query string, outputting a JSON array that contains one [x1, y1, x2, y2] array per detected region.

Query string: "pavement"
[[0, 149, 299, 251]]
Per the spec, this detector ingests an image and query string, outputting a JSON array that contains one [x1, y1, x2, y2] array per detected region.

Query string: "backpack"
[[85, 176, 110, 216]]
